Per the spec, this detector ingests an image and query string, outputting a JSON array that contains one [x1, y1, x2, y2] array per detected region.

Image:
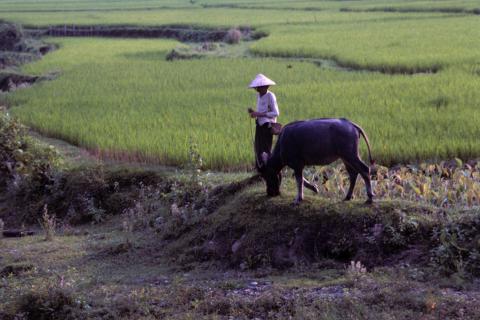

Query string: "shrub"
[[224, 28, 242, 44], [0, 21, 23, 51], [15, 287, 83, 320], [0, 109, 60, 191]]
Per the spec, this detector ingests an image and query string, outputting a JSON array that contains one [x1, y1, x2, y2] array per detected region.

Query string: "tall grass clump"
[[224, 28, 242, 44], [39, 204, 56, 241]]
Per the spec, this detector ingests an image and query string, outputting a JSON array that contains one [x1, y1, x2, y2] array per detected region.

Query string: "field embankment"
[[0, 21, 55, 94], [25, 24, 263, 42]]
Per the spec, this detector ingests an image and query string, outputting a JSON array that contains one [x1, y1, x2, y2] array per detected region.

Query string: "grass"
[[6, 37, 480, 169], [0, 0, 478, 13], [2, 181, 480, 319], [251, 14, 480, 72], [0, 7, 359, 27], [0, 8, 446, 29], [2, 1, 480, 169], [340, 0, 480, 13]]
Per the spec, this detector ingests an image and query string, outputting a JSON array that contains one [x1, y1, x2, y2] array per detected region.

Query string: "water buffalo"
[[258, 118, 374, 204]]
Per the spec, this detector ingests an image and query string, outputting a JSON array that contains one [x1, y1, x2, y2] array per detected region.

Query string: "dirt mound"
[[160, 185, 480, 273], [166, 195, 434, 268], [0, 72, 38, 91]]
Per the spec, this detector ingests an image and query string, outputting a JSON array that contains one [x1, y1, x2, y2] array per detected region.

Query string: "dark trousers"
[[254, 122, 273, 169]]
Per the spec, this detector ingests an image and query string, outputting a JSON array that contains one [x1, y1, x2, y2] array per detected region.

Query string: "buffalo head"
[[258, 152, 282, 197]]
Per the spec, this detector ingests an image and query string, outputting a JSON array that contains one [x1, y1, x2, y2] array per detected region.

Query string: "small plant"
[[121, 211, 134, 245], [186, 138, 203, 186], [170, 203, 185, 223], [346, 260, 367, 283], [39, 204, 56, 241]]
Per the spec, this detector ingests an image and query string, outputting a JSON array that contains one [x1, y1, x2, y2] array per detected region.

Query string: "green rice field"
[[251, 15, 480, 72], [1, 0, 478, 12], [2, 0, 480, 169]]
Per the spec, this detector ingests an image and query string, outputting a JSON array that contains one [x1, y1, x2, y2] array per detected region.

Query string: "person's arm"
[[250, 111, 267, 117], [265, 93, 279, 118]]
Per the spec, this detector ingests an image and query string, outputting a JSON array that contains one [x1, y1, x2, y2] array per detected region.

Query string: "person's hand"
[[248, 108, 257, 118]]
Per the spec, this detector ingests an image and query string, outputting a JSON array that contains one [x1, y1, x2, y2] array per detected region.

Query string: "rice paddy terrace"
[[1, 0, 480, 169]]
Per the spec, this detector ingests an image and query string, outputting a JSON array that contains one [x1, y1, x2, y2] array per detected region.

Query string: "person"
[[247, 74, 280, 169]]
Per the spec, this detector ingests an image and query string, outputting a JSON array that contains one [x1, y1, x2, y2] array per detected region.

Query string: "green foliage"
[[2, 2, 480, 169], [430, 213, 480, 276], [0, 109, 60, 189], [251, 15, 480, 73], [186, 138, 203, 186], [7, 37, 480, 169]]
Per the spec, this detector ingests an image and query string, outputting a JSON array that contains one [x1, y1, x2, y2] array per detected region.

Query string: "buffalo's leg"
[[344, 157, 373, 204], [303, 177, 319, 194], [294, 168, 305, 204], [343, 163, 358, 201]]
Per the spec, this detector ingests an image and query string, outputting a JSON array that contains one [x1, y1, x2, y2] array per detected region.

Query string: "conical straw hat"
[[248, 74, 276, 88]]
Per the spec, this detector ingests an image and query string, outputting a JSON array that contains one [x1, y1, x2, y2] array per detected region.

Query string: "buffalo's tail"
[[350, 121, 375, 165]]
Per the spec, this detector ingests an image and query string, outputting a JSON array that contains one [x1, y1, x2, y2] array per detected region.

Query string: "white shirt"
[[256, 91, 279, 126]]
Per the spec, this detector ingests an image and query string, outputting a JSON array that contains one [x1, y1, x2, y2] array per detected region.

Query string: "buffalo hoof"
[[293, 198, 303, 206], [343, 196, 352, 202], [365, 198, 373, 205]]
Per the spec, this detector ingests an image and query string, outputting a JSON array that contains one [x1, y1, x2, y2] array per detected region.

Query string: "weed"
[[346, 261, 367, 284], [121, 211, 134, 246], [186, 138, 203, 187], [39, 204, 56, 241], [15, 287, 82, 320], [430, 214, 480, 276]]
